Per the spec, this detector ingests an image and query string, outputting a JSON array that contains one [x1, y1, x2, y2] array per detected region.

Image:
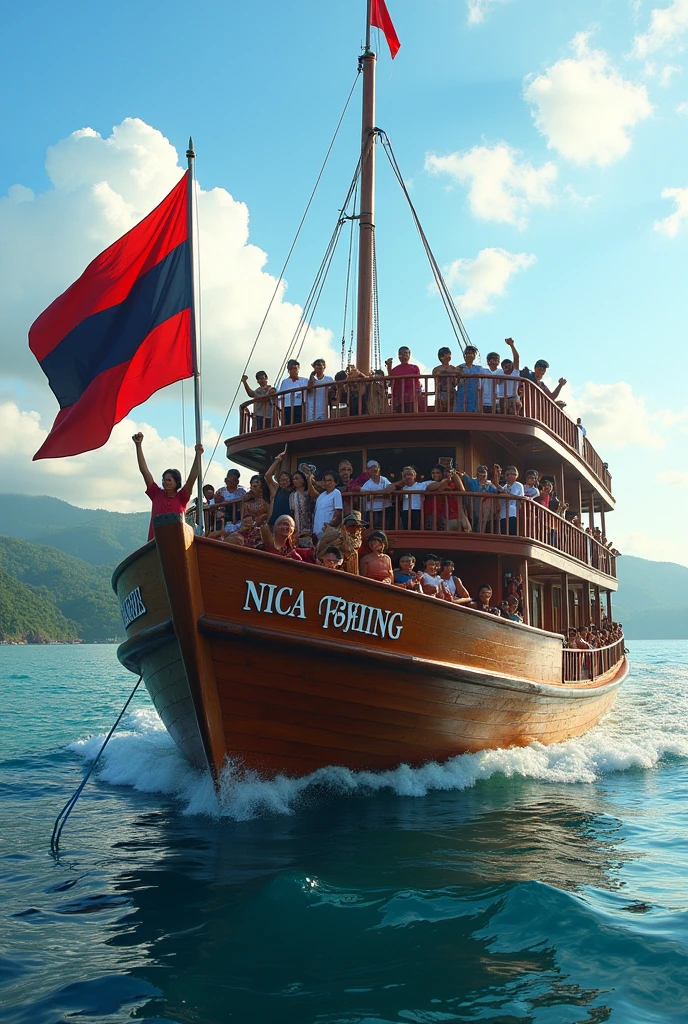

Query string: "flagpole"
[[186, 138, 204, 534], [355, 0, 376, 374]]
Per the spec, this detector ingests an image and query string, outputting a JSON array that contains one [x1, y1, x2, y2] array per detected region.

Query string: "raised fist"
[[132, 432, 143, 444]]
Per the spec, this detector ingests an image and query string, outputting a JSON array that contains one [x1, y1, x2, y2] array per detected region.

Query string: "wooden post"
[[561, 573, 569, 634], [356, 34, 376, 375], [594, 584, 601, 628], [521, 558, 530, 625]]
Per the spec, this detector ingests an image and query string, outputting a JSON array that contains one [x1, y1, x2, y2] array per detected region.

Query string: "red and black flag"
[[29, 171, 194, 460], [371, 0, 400, 59]]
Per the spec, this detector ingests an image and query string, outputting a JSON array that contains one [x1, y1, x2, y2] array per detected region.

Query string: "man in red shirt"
[[133, 432, 203, 540], [385, 346, 422, 413]]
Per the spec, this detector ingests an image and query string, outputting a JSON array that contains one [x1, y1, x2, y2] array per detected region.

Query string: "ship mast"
[[355, 0, 376, 375]]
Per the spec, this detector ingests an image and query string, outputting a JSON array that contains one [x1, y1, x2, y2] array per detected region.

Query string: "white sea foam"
[[67, 667, 688, 822]]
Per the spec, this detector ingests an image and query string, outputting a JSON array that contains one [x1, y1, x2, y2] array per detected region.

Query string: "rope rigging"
[[50, 674, 143, 857], [201, 68, 362, 478], [340, 180, 358, 369]]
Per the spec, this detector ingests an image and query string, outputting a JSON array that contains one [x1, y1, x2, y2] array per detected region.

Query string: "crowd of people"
[[564, 622, 624, 650], [240, 339, 570, 426]]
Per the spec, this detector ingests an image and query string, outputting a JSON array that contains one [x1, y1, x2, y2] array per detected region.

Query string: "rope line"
[[201, 70, 361, 477], [50, 674, 143, 858]]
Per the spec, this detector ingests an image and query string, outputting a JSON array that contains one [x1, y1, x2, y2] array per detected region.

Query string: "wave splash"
[[67, 689, 688, 822]]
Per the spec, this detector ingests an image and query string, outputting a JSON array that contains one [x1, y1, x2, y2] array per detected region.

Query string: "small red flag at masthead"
[[371, 0, 400, 59]]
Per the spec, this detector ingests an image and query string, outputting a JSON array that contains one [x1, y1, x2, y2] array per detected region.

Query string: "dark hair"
[[423, 552, 440, 566], [505, 465, 518, 474], [278, 471, 293, 488], [398, 552, 415, 563], [322, 469, 337, 482], [323, 545, 343, 559], [534, 359, 549, 368], [291, 470, 308, 490], [486, 351, 500, 361], [441, 559, 455, 569], [478, 583, 493, 592], [464, 345, 478, 356], [437, 346, 451, 358], [334, 370, 348, 382], [226, 468, 241, 478], [287, 359, 300, 368], [431, 464, 446, 476], [162, 468, 182, 489], [368, 531, 388, 549], [255, 370, 268, 379], [202, 483, 215, 494], [525, 469, 538, 478], [398, 346, 411, 354], [476, 465, 488, 473]]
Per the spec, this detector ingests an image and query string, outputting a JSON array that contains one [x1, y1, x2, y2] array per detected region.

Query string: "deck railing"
[[562, 637, 626, 683], [238, 374, 612, 493], [202, 490, 617, 578]]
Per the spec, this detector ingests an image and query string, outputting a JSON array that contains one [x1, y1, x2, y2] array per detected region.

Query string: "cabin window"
[[531, 584, 542, 629], [551, 585, 561, 634], [366, 446, 456, 482]]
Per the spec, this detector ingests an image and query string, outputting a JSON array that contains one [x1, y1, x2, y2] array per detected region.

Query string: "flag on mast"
[[29, 171, 194, 460], [371, 0, 400, 59]]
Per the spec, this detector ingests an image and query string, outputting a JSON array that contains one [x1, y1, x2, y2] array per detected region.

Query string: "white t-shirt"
[[277, 376, 309, 409], [306, 375, 334, 420], [482, 367, 503, 406], [496, 368, 520, 399], [523, 485, 539, 498], [420, 572, 442, 594], [440, 575, 463, 598], [402, 480, 431, 511], [500, 480, 525, 519], [360, 476, 392, 511], [313, 488, 343, 536]]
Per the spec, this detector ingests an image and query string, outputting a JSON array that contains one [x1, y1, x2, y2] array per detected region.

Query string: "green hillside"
[[0, 494, 148, 565], [0, 566, 78, 643], [614, 556, 688, 640], [0, 536, 123, 642]]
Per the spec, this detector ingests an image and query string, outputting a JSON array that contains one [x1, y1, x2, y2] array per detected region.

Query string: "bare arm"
[[492, 464, 502, 488], [306, 474, 321, 500], [453, 577, 471, 601], [505, 338, 520, 371], [241, 375, 256, 398], [132, 433, 155, 490], [264, 447, 287, 497], [184, 443, 204, 494], [550, 377, 567, 401]]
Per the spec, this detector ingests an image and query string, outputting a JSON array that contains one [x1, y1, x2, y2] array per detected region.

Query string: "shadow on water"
[[2, 780, 645, 1024]]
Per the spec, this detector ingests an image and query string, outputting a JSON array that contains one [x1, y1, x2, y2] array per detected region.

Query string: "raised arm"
[[241, 374, 256, 398], [306, 473, 321, 500], [184, 443, 204, 494], [505, 337, 520, 370], [492, 463, 503, 488], [264, 447, 287, 497], [550, 377, 567, 401], [132, 433, 155, 490]]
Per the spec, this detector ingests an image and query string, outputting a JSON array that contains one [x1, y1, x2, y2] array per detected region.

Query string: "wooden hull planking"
[[113, 517, 627, 779]]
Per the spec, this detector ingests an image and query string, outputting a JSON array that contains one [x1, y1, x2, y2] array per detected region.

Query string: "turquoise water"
[[1, 642, 687, 1023]]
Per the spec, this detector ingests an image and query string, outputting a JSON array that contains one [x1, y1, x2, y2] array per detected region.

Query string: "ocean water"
[[1, 642, 687, 1024]]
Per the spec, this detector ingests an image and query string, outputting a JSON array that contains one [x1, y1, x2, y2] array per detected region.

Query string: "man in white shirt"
[[306, 358, 334, 421], [391, 465, 443, 530], [496, 338, 521, 414], [277, 359, 309, 425], [494, 464, 525, 536], [481, 350, 503, 413], [360, 459, 393, 529], [312, 470, 343, 538]]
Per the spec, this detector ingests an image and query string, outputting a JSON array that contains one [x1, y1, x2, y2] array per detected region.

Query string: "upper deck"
[[226, 373, 614, 505]]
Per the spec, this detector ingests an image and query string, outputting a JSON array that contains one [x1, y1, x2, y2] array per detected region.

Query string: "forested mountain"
[[0, 494, 148, 565], [614, 556, 688, 640], [0, 536, 122, 642]]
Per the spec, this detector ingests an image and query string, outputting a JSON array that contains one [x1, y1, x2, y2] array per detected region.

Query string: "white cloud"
[[0, 399, 231, 512], [677, 100, 688, 111], [524, 33, 653, 166], [443, 247, 536, 316], [654, 185, 688, 235], [657, 470, 688, 485], [0, 118, 337, 422], [467, 0, 511, 25], [632, 0, 688, 58], [425, 142, 557, 228], [569, 381, 665, 449]]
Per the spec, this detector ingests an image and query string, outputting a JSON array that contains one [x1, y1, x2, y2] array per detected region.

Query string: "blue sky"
[[1, 0, 687, 562]]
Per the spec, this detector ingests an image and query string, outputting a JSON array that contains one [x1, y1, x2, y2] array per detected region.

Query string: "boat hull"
[[113, 517, 627, 779]]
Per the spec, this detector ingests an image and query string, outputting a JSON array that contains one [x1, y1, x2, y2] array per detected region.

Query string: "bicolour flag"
[[29, 171, 194, 460], [371, 0, 400, 59]]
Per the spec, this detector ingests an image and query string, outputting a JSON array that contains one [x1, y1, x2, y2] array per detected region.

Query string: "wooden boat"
[[112, 5, 627, 780]]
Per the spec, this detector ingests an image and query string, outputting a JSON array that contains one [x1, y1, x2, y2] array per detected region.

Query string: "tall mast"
[[355, 0, 376, 374], [186, 138, 204, 534]]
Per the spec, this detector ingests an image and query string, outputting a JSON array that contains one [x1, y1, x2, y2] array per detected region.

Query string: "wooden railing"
[[562, 637, 626, 683], [201, 491, 617, 578], [238, 374, 613, 493]]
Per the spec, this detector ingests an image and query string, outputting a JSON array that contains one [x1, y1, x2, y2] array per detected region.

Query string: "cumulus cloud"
[[632, 0, 688, 58], [0, 118, 337, 421], [524, 33, 653, 167], [570, 381, 665, 449], [425, 142, 557, 228], [657, 470, 688, 485], [0, 400, 231, 512], [677, 100, 688, 112], [443, 247, 536, 316], [653, 185, 688, 235], [466, 0, 511, 25]]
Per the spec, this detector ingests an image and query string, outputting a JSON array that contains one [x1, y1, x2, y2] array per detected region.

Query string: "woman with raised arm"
[[133, 432, 203, 541], [264, 447, 293, 526]]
